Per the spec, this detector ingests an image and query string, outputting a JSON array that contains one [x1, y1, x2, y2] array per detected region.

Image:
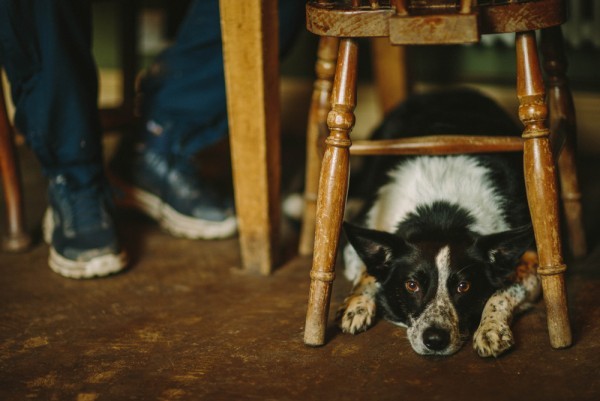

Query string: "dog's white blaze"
[[432, 246, 454, 318], [435, 246, 451, 294], [365, 156, 509, 235]]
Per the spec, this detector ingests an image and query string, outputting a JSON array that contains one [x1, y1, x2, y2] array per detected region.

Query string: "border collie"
[[338, 89, 541, 357]]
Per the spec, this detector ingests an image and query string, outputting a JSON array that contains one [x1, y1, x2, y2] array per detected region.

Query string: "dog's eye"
[[405, 280, 420, 293], [457, 281, 471, 294]]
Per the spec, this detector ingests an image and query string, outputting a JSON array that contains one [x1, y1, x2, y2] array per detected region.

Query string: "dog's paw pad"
[[473, 321, 514, 358], [337, 295, 376, 334]]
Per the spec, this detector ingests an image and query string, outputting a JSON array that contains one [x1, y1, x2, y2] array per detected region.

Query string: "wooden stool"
[[302, 0, 586, 351]]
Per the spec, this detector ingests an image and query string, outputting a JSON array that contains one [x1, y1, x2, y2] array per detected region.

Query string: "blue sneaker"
[[43, 175, 127, 279], [110, 146, 237, 239]]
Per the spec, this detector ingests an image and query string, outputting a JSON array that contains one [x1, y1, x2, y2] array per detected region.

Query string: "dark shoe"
[[43, 175, 127, 279], [111, 148, 237, 239]]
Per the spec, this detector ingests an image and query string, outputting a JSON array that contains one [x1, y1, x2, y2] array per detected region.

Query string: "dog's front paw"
[[473, 320, 514, 357], [337, 295, 376, 334]]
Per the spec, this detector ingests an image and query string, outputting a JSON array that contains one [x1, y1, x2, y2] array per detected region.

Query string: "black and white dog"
[[338, 89, 541, 357]]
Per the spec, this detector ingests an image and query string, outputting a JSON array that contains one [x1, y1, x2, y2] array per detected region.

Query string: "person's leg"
[[113, 0, 304, 239], [0, 0, 126, 278], [0, 0, 103, 185], [138, 0, 305, 159]]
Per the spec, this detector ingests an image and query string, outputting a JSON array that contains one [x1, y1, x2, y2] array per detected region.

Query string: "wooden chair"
[[0, 77, 30, 252], [301, 0, 587, 351]]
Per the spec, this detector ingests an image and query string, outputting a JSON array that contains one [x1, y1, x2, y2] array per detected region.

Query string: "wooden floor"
[[1, 127, 600, 401]]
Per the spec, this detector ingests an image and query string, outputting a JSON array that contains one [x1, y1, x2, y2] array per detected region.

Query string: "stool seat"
[[307, 0, 566, 40]]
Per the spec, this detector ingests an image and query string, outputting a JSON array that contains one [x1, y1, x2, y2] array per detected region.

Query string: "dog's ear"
[[471, 224, 534, 284], [343, 222, 410, 280]]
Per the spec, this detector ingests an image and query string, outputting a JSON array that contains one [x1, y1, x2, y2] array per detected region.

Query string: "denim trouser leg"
[[0, 0, 103, 187], [139, 0, 305, 160]]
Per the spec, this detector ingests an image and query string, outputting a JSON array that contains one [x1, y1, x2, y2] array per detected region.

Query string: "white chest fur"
[[365, 155, 510, 236]]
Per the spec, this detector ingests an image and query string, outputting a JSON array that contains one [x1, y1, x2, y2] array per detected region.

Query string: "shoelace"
[[67, 185, 111, 233]]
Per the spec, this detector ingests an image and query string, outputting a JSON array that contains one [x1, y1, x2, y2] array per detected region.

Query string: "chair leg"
[[0, 78, 30, 252], [540, 26, 587, 259], [299, 36, 339, 256], [304, 38, 358, 346], [370, 38, 410, 115], [516, 31, 571, 349]]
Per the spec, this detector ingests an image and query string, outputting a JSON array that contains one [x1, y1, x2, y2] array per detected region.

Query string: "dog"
[[338, 89, 541, 357]]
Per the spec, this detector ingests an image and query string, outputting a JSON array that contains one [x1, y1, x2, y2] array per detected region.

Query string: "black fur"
[[344, 220, 533, 336], [340, 89, 535, 355], [350, 88, 529, 229]]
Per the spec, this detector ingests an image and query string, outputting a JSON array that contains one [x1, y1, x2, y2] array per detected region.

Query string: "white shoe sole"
[[43, 209, 128, 279], [113, 180, 237, 240]]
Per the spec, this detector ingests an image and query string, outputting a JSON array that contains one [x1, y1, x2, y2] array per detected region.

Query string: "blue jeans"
[[139, 0, 304, 159], [0, 0, 102, 187], [0, 0, 304, 186]]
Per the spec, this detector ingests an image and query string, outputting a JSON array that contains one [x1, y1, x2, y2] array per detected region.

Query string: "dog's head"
[[343, 222, 532, 356]]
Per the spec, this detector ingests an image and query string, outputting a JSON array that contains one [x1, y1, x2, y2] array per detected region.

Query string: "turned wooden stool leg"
[[541, 26, 587, 259], [516, 31, 571, 349], [299, 37, 339, 256], [0, 78, 30, 252], [304, 38, 358, 346]]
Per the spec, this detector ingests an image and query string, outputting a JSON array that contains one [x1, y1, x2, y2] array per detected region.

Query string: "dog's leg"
[[337, 244, 379, 334], [473, 251, 541, 357], [337, 269, 379, 334]]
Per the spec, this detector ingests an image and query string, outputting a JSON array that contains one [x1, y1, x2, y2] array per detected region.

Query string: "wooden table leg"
[[219, 0, 281, 275], [516, 31, 571, 349]]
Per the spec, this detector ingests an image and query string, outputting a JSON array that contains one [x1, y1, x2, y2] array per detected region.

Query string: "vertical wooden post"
[[516, 31, 571, 349], [304, 39, 358, 346], [0, 77, 30, 252], [299, 37, 339, 256], [540, 26, 587, 259], [219, 0, 281, 275], [370, 39, 410, 115]]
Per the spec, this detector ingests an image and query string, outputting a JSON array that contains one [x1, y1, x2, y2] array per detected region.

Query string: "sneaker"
[[110, 147, 237, 239], [43, 175, 127, 279]]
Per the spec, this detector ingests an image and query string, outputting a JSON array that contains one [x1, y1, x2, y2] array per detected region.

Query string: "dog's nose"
[[423, 327, 450, 351]]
